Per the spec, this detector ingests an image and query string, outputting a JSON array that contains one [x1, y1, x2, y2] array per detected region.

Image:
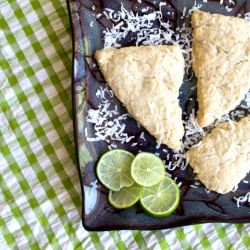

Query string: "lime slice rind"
[[97, 149, 135, 191], [97, 149, 180, 215], [131, 152, 165, 187], [108, 184, 143, 209], [140, 176, 180, 217]]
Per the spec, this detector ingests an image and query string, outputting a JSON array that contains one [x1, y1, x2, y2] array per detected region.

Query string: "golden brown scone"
[[192, 11, 250, 127], [185, 115, 250, 194], [95, 45, 185, 151]]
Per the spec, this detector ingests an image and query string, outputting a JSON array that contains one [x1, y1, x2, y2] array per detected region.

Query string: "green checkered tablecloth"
[[0, 0, 250, 249]]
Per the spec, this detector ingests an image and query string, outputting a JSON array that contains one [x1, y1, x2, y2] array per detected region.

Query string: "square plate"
[[67, 0, 250, 230]]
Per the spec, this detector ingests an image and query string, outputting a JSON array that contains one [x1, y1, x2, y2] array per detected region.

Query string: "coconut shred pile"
[[86, 87, 135, 147], [86, 1, 250, 194], [102, 2, 201, 74]]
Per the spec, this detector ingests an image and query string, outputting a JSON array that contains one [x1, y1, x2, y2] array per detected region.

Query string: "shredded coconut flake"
[[245, 12, 250, 22], [183, 109, 204, 150], [240, 91, 250, 109], [225, 6, 233, 12], [166, 153, 188, 171], [181, 7, 187, 19], [139, 132, 146, 141], [234, 192, 250, 208], [156, 140, 161, 149], [188, 2, 202, 15], [108, 144, 118, 150], [96, 13, 102, 18]]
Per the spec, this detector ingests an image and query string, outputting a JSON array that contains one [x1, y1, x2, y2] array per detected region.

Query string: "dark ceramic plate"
[[67, 0, 250, 231]]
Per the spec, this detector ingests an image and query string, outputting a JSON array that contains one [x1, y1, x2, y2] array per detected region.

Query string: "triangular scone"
[[192, 11, 250, 127], [95, 45, 185, 151], [185, 115, 250, 194]]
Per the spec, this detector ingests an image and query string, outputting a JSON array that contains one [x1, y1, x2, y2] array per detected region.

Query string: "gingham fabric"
[[0, 0, 250, 249]]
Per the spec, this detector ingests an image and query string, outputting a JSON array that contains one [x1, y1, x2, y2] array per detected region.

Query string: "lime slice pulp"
[[131, 152, 165, 187], [108, 184, 142, 209], [140, 176, 180, 217], [96, 149, 134, 191]]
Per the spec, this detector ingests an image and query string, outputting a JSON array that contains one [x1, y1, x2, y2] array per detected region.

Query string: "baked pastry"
[[95, 45, 185, 151], [192, 11, 250, 127], [185, 115, 250, 194]]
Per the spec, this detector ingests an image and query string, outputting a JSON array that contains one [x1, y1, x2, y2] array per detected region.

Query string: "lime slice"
[[131, 152, 165, 187], [96, 149, 135, 191], [108, 184, 142, 209], [140, 176, 180, 217]]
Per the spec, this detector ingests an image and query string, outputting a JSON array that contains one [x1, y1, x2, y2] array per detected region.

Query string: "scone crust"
[[95, 45, 185, 151], [192, 11, 250, 127], [185, 115, 250, 194]]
